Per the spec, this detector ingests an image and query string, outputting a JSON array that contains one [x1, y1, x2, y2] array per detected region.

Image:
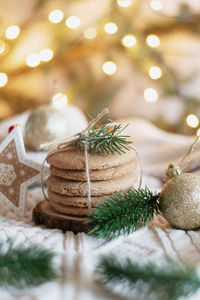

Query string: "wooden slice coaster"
[[32, 200, 90, 233]]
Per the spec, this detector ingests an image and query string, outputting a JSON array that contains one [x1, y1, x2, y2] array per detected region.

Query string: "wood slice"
[[32, 200, 89, 233]]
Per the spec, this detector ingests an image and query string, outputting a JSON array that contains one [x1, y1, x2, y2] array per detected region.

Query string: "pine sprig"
[[74, 124, 132, 155], [0, 240, 57, 289], [86, 188, 160, 240], [97, 255, 200, 300]]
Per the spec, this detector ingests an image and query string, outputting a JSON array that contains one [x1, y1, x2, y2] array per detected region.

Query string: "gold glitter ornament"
[[158, 134, 200, 230], [159, 165, 200, 230], [25, 106, 69, 151]]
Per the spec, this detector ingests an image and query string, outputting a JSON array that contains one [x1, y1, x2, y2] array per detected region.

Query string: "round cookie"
[[49, 199, 91, 216], [46, 146, 136, 170], [48, 190, 108, 208], [50, 160, 136, 181], [47, 173, 136, 196]]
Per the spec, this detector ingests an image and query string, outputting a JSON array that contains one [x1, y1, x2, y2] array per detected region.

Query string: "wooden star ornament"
[[0, 125, 41, 216]]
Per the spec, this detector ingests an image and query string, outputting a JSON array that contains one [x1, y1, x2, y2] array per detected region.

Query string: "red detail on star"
[[8, 125, 16, 134]]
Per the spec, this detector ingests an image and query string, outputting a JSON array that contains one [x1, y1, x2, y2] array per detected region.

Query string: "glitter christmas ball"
[[25, 106, 69, 151], [159, 173, 200, 230], [25, 105, 87, 151]]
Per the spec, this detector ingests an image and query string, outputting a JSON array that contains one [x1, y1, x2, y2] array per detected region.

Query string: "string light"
[[5, 25, 20, 40], [51, 92, 68, 108], [39, 49, 54, 62], [149, 66, 162, 79], [83, 27, 97, 39], [146, 34, 160, 48], [104, 22, 118, 34], [117, 0, 132, 8], [122, 34, 137, 48], [26, 53, 40, 67], [0, 73, 8, 87], [65, 16, 81, 29], [48, 9, 64, 24], [186, 114, 199, 128], [150, 0, 163, 11], [0, 41, 6, 54], [102, 61, 117, 75], [144, 88, 158, 102]]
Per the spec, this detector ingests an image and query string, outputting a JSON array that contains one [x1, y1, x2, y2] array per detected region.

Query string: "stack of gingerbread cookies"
[[34, 146, 138, 232]]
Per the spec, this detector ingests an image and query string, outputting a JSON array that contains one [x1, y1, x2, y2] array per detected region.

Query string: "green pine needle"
[[74, 124, 132, 155], [0, 240, 57, 289], [97, 255, 200, 300], [86, 188, 160, 240]]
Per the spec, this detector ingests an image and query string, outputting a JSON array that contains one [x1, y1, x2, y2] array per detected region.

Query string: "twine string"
[[178, 135, 200, 171], [84, 137, 92, 211], [131, 145, 143, 189], [164, 134, 200, 181], [41, 158, 49, 201]]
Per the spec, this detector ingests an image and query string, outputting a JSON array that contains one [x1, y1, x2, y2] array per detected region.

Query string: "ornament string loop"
[[178, 134, 200, 170], [164, 134, 200, 181], [40, 107, 143, 208]]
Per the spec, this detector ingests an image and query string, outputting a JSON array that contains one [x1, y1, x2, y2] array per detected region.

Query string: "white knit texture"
[[1, 114, 200, 299]]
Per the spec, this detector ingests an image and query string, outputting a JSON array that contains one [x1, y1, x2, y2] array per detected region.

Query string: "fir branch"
[[74, 124, 132, 155], [86, 188, 160, 240], [0, 240, 57, 289], [97, 255, 200, 300]]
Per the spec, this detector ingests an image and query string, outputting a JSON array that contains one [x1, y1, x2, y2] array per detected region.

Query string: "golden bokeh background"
[[0, 0, 200, 135]]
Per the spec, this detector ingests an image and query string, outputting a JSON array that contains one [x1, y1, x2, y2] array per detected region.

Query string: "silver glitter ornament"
[[159, 170, 200, 230], [25, 106, 69, 151]]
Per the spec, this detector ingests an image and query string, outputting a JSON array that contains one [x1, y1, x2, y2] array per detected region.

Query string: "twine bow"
[[41, 107, 143, 211]]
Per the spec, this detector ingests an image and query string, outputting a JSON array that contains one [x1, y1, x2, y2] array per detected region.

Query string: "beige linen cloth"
[[1, 114, 200, 300]]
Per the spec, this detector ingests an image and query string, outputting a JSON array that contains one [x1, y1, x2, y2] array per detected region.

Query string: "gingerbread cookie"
[[50, 160, 136, 181], [49, 199, 92, 216], [47, 173, 137, 196], [48, 190, 107, 208], [47, 146, 136, 170], [48, 190, 108, 208]]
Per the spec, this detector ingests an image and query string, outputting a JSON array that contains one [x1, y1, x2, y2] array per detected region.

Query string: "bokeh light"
[[0, 41, 6, 54], [5, 25, 20, 40], [122, 34, 137, 48], [186, 114, 199, 128], [102, 61, 117, 75], [104, 22, 118, 34], [146, 34, 160, 48], [149, 66, 162, 79], [0, 73, 8, 87], [39, 49, 54, 62], [48, 9, 64, 24], [144, 88, 158, 102], [150, 0, 163, 11], [83, 27, 97, 39], [117, 0, 132, 8], [26, 53, 40, 67], [65, 16, 81, 29]]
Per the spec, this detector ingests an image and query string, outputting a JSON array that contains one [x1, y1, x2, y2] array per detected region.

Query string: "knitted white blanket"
[[1, 114, 200, 300]]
